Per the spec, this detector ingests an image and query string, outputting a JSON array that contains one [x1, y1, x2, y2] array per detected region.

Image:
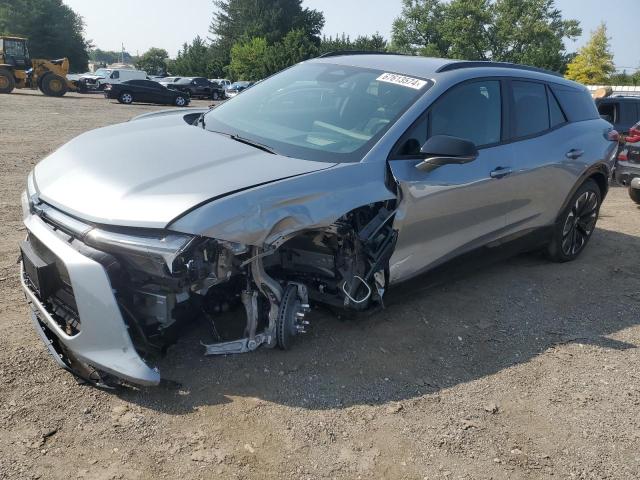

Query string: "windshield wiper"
[[205, 128, 277, 154], [229, 134, 277, 155]]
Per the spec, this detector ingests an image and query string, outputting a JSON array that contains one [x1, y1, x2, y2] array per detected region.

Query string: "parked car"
[[158, 76, 182, 87], [78, 68, 147, 91], [104, 79, 190, 106], [19, 54, 617, 387], [596, 96, 640, 134], [225, 81, 253, 98], [169, 77, 225, 100], [614, 121, 640, 187], [210, 78, 231, 88]]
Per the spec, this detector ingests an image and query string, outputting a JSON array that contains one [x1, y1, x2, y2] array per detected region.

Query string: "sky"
[[62, 0, 636, 71]]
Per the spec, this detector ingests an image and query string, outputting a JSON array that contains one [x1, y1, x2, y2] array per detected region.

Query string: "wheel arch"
[[555, 163, 609, 224]]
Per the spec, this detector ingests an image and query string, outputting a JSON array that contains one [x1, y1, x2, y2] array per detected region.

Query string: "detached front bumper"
[[20, 211, 160, 386]]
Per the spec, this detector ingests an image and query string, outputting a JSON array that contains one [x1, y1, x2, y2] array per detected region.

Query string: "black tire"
[[547, 179, 601, 262], [40, 73, 68, 97], [0, 68, 16, 94], [118, 91, 134, 104], [211, 91, 219, 101], [174, 95, 188, 107], [629, 186, 640, 205]]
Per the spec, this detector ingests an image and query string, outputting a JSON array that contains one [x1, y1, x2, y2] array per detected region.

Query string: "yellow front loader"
[[0, 35, 78, 96]]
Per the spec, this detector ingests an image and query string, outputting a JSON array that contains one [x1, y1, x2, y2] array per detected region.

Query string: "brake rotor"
[[276, 284, 310, 350]]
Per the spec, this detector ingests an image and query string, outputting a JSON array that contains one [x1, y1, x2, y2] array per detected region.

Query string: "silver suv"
[[20, 54, 618, 387]]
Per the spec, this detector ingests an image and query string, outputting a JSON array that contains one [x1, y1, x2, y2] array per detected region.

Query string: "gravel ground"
[[1, 90, 639, 480]]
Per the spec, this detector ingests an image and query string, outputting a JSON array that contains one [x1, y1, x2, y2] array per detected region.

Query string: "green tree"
[[489, 0, 581, 71], [390, 0, 447, 56], [319, 33, 389, 55], [565, 23, 615, 85], [265, 29, 319, 74], [0, 0, 91, 71], [167, 36, 213, 77], [390, 0, 581, 71], [228, 37, 270, 80], [209, 0, 324, 74], [229, 29, 322, 81], [90, 48, 134, 65], [136, 47, 169, 75]]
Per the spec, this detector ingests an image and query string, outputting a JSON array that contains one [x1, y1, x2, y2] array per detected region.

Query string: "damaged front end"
[[21, 193, 397, 387]]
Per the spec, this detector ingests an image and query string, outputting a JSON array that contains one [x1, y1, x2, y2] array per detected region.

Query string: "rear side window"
[[511, 81, 549, 137], [550, 85, 599, 122]]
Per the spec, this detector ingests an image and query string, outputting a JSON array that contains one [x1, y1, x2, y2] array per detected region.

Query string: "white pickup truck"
[[78, 68, 147, 91]]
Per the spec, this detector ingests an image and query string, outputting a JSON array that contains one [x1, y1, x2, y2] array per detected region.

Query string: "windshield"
[[204, 63, 429, 162], [94, 69, 112, 78], [229, 82, 250, 89]]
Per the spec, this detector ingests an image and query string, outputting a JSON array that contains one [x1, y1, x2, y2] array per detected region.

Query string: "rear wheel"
[[40, 73, 68, 97], [629, 185, 640, 205], [0, 68, 15, 94], [547, 179, 601, 262], [174, 95, 187, 107], [118, 91, 133, 104]]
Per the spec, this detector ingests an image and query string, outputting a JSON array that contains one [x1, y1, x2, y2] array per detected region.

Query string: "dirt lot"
[[1, 90, 639, 480]]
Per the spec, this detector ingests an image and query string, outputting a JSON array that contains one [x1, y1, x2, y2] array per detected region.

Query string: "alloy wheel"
[[561, 190, 598, 256]]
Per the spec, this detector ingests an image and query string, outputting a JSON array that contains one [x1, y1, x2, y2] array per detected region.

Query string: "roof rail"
[[318, 50, 404, 58], [436, 61, 562, 77]]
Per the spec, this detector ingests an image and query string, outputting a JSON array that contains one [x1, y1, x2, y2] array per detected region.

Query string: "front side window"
[[512, 81, 549, 138], [204, 63, 430, 162], [392, 80, 502, 157], [431, 80, 502, 147], [110, 71, 120, 79]]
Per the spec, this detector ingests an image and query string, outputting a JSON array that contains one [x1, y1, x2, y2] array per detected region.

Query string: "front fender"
[[168, 161, 395, 247]]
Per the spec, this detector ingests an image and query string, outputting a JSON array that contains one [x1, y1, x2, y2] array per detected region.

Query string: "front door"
[[388, 79, 515, 283]]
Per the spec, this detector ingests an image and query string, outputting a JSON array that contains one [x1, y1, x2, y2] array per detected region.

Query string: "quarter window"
[[548, 87, 567, 127], [512, 81, 549, 138]]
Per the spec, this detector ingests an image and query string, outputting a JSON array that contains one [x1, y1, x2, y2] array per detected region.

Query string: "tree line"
[[1, 0, 635, 86]]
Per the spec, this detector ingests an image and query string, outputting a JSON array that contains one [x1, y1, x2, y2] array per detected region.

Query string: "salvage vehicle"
[[20, 54, 617, 387], [104, 79, 190, 106]]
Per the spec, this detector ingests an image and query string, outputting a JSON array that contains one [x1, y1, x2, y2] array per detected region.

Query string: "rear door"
[[388, 78, 516, 282], [502, 79, 568, 232], [505, 80, 603, 231]]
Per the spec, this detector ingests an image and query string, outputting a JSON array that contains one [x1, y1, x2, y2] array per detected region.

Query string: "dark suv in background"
[[596, 96, 640, 134], [169, 77, 225, 100]]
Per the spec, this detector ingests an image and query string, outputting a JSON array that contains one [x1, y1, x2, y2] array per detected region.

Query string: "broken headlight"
[[85, 229, 196, 277]]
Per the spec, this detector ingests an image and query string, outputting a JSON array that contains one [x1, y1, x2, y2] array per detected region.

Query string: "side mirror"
[[415, 135, 479, 172]]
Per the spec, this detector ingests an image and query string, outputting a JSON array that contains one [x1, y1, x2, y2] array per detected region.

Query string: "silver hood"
[[33, 112, 336, 228]]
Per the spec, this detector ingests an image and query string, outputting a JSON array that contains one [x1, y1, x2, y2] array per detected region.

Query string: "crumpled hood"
[[33, 112, 336, 228]]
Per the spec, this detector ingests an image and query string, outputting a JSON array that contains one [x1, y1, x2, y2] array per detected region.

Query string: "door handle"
[[566, 149, 584, 160], [490, 166, 513, 179]]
